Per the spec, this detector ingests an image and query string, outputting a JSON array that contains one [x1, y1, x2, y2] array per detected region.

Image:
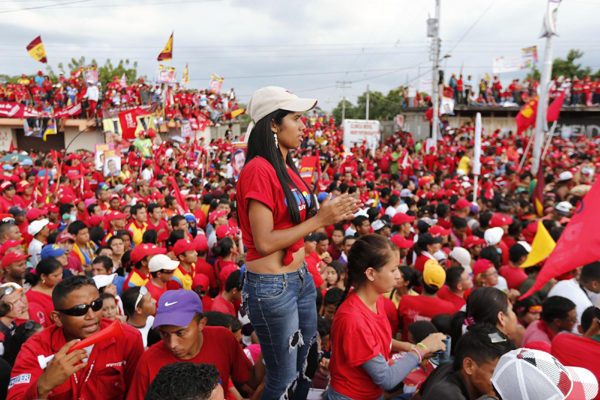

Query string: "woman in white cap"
[[237, 87, 359, 398]]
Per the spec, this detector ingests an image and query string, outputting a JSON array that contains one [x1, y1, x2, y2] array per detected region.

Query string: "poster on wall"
[[103, 150, 121, 177], [95, 143, 113, 170]]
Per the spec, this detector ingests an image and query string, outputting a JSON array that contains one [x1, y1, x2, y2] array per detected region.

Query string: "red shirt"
[[499, 265, 528, 290], [382, 296, 400, 335], [329, 293, 392, 399], [195, 258, 218, 292], [7, 319, 144, 400], [24, 290, 53, 328], [146, 218, 169, 243], [144, 279, 167, 304], [305, 252, 325, 288], [397, 295, 456, 341], [436, 286, 466, 312], [552, 333, 600, 400], [237, 157, 311, 262], [211, 294, 236, 316], [127, 326, 251, 400], [413, 253, 435, 273]]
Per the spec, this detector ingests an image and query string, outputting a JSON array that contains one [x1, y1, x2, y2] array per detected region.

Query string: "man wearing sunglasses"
[[7, 276, 144, 400]]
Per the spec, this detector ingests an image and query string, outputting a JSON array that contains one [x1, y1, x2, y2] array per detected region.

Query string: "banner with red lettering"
[[54, 103, 82, 119], [0, 102, 41, 118]]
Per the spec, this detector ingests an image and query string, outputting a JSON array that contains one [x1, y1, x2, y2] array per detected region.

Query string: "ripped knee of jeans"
[[301, 333, 319, 380], [288, 330, 304, 353], [280, 375, 298, 400]]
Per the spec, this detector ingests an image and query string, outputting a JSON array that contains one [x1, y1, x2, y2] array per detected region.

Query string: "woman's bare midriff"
[[246, 247, 306, 274]]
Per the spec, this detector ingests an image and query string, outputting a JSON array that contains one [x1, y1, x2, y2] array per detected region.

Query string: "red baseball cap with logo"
[[193, 234, 209, 253], [173, 239, 197, 256], [216, 225, 237, 240], [489, 213, 514, 228], [2, 253, 30, 268], [463, 235, 486, 249], [209, 210, 227, 225], [130, 244, 166, 263]]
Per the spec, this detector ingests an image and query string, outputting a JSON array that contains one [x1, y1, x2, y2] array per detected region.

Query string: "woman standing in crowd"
[[326, 235, 446, 399], [237, 87, 359, 399], [25, 257, 63, 328]]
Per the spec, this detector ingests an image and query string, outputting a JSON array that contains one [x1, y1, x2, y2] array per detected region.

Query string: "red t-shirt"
[[195, 258, 218, 292], [329, 293, 392, 399], [552, 333, 600, 400], [397, 295, 456, 341], [127, 326, 251, 400], [144, 279, 167, 304], [237, 157, 311, 262], [499, 265, 528, 291], [25, 290, 54, 328], [382, 296, 400, 335], [305, 252, 325, 288], [413, 253, 435, 273], [211, 294, 236, 316], [436, 286, 466, 312], [146, 219, 169, 243]]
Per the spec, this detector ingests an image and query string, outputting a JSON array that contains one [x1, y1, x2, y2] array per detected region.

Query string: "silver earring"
[[370, 278, 374, 282], [274, 133, 278, 147]]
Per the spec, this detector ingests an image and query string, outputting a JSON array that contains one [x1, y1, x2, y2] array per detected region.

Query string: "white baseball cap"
[[449, 247, 472, 273], [484, 227, 504, 246], [245, 87, 317, 143], [558, 171, 574, 182], [93, 273, 116, 289], [28, 219, 49, 236], [148, 254, 180, 273]]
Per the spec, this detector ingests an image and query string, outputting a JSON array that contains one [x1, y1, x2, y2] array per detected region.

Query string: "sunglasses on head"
[[0, 285, 21, 301], [134, 286, 148, 310], [56, 298, 103, 316]]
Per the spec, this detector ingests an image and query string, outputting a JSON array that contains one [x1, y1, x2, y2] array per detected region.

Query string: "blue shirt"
[[34, 76, 45, 87]]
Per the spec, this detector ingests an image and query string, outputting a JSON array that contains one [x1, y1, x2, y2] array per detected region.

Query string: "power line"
[[445, 0, 498, 56], [0, 0, 90, 14]]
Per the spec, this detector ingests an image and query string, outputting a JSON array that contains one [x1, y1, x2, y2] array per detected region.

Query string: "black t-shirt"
[[419, 362, 472, 400]]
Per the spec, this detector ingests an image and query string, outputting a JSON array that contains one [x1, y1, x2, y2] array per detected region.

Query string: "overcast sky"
[[0, 0, 598, 111]]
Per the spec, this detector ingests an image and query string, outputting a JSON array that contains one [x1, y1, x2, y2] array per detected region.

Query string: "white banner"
[[342, 119, 381, 153], [407, 86, 417, 98], [492, 56, 523, 74], [418, 77, 433, 93], [473, 113, 482, 176]]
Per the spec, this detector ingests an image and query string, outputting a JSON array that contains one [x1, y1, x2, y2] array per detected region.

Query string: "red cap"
[[67, 173, 80, 181], [56, 232, 75, 243], [192, 273, 210, 290], [489, 213, 513, 228], [463, 235, 486, 249], [173, 239, 196, 256], [15, 180, 31, 193], [106, 211, 128, 222], [0, 181, 14, 192], [472, 259, 494, 276], [123, 187, 134, 195], [27, 208, 48, 221], [131, 243, 166, 263], [455, 198, 472, 210], [429, 225, 451, 237], [209, 210, 227, 225], [60, 194, 76, 204], [43, 203, 59, 213], [390, 235, 413, 249], [88, 215, 104, 227], [193, 234, 209, 253], [0, 239, 22, 255], [2, 252, 30, 268], [392, 213, 415, 226], [216, 225, 236, 240]]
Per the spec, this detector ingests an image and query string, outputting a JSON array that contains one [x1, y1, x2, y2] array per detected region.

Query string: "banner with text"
[[342, 119, 381, 153]]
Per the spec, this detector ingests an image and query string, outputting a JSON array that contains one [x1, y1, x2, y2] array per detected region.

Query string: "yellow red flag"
[[157, 32, 173, 61], [26, 36, 47, 63], [521, 221, 556, 268]]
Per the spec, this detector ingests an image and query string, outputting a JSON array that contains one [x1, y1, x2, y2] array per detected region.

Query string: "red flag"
[[39, 169, 49, 204], [521, 179, 600, 299], [9, 140, 14, 153], [533, 164, 545, 217], [515, 96, 538, 135], [546, 92, 566, 123], [118, 108, 147, 140], [157, 32, 173, 62], [169, 176, 190, 214]]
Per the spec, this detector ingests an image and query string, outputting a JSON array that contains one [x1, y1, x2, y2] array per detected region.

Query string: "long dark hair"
[[449, 287, 510, 355], [246, 109, 315, 224]]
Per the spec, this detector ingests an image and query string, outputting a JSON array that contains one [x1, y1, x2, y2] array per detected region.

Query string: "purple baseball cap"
[[153, 290, 203, 328]]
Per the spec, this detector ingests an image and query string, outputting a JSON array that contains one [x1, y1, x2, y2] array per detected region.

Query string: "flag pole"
[[473, 113, 482, 203], [532, 0, 560, 175], [541, 120, 557, 160], [518, 128, 534, 173]]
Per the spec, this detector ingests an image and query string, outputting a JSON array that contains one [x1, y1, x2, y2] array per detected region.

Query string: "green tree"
[[332, 99, 358, 125], [525, 49, 600, 81]]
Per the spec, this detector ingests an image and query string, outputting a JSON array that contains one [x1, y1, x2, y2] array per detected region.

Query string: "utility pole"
[[428, 0, 441, 148], [532, 0, 561, 175], [366, 84, 370, 120], [336, 81, 352, 121]]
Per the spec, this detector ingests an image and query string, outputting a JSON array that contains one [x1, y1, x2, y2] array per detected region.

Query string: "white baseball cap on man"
[[245, 87, 317, 143]]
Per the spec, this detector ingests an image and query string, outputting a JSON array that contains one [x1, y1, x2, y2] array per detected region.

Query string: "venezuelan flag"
[[43, 124, 56, 141]]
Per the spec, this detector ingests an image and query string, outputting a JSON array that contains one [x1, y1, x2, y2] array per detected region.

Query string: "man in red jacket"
[[7, 275, 144, 400]]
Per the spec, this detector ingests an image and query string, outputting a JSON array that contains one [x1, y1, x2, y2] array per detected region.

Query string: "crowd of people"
[[1, 70, 240, 126], [405, 73, 600, 108], [0, 84, 597, 400]]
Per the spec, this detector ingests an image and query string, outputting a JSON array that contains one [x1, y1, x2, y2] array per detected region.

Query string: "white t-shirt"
[[385, 206, 397, 218], [548, 278, 593, 333], [133, 316, 154, 348], [85, 86, 99, 102], [28, 238, 44, 269]]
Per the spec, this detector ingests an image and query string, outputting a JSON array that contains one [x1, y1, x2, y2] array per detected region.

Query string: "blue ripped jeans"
[[243, 264, 318, 400]]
